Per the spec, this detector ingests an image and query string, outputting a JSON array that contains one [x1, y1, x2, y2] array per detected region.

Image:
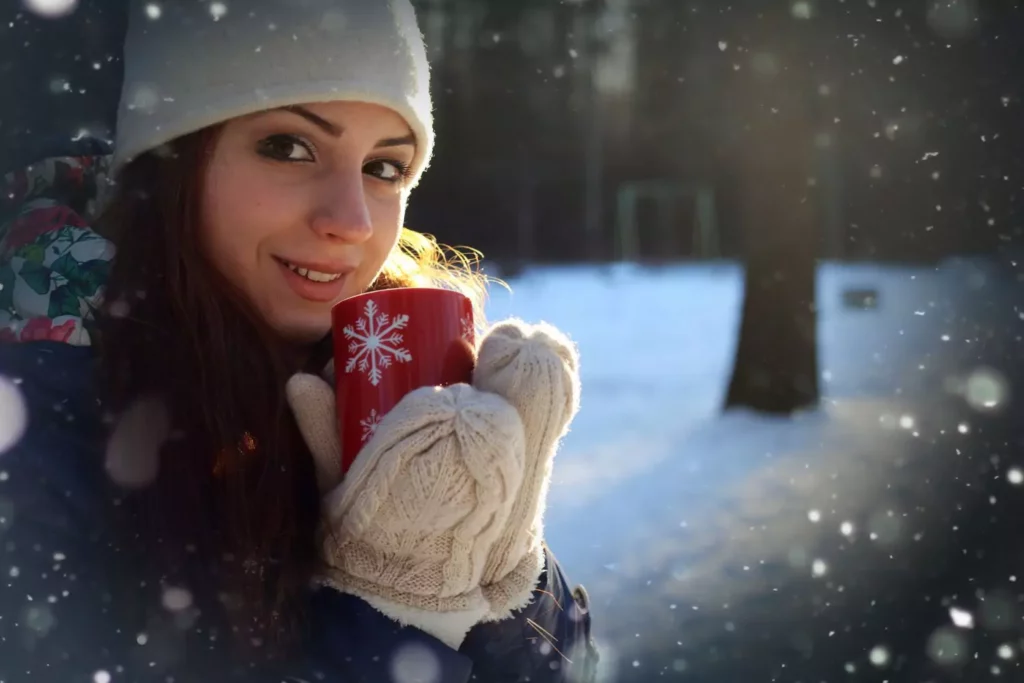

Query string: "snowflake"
[[359, 408, 382, 443], [460, 314, 475, 343], [342, 299, 412, 386]]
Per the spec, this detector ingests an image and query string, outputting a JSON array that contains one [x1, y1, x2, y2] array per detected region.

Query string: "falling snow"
[[104, 395, 170, 488], [949, 607, 974, 629], [0, 375, 28, 455], [209, 2, 227, 21], [869, 645, 891, 667], [23, 0, 79, 19], [2, 1, 1024, 678]]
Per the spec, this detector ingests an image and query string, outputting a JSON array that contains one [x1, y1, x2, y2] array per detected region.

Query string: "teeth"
[[284, 261, 344, 283]]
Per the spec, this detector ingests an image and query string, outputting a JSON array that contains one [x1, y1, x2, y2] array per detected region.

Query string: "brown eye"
[[364, 159, 410, 184], [257, 134, 316, 162]]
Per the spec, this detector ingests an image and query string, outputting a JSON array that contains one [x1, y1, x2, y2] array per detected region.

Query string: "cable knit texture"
[[285, 318, 581, 641], [286, 378, 526, 648], [471, 320, 581, 620], [285, 373, 343, 492]]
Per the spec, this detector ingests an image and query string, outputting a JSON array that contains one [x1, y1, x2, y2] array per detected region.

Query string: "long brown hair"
[[94, 125, 489, 650]]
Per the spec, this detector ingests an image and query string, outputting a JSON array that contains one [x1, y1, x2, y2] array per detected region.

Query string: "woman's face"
[[200, 101, 416, 345]]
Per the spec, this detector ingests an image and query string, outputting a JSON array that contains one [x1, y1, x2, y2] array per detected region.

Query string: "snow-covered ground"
[[484, 258, 1016, 679]]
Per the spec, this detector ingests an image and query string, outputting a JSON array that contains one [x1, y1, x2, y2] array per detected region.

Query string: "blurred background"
[[3, 0, 1024, 681]]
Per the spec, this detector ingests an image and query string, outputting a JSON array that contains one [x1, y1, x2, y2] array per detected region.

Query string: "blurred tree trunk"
[[723, 7, 820, 414]]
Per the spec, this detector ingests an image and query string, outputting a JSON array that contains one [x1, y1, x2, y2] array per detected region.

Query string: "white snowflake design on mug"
[[342, 299, 413, 386], [460, 313, 474, 343], [359, 408, 383, 443]]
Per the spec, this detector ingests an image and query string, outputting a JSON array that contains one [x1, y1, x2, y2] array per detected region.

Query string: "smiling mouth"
[[279, 259, 347, 283]]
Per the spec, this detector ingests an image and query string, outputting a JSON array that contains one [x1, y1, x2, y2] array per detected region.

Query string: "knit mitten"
[[286, 375, 526, 649], [471, 319, 581, 620]]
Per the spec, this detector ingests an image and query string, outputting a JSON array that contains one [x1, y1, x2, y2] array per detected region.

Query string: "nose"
[[309, 171, 373, 244]]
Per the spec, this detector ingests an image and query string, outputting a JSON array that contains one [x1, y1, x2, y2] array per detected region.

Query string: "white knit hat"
[[113, 0, 434, 186]]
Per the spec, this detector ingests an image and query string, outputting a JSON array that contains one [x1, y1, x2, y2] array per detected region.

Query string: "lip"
[[275, 256, 358, 275], [274, 256, 354, 303]]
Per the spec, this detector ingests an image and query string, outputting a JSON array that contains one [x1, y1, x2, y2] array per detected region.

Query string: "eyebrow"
[[281, 105, 416, 149]]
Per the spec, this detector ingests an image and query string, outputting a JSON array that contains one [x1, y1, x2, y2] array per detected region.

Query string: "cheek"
[[200, 168, 278, 278]]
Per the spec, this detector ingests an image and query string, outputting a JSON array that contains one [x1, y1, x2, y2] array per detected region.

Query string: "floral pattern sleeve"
[[0, 156, 115, 345]]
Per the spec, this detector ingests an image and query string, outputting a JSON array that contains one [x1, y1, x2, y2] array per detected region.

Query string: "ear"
[[285, 373, 343, 493]]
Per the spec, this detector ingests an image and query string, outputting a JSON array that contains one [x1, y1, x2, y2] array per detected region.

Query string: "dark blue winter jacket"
[[0, 156, 597, 682]]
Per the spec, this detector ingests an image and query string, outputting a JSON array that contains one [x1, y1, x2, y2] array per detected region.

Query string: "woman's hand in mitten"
[[471, 319, 581, 621], [285, 372, 526, 650]]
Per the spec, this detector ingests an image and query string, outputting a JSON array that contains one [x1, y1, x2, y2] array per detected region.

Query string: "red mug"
[[331, 287, 476, 475]]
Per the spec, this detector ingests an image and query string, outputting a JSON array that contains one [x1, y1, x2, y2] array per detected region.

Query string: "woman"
[[0, 1, 597, 681]]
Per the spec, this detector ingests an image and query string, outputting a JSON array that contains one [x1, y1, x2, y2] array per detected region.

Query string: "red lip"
[[275, 257, 353, 303]]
